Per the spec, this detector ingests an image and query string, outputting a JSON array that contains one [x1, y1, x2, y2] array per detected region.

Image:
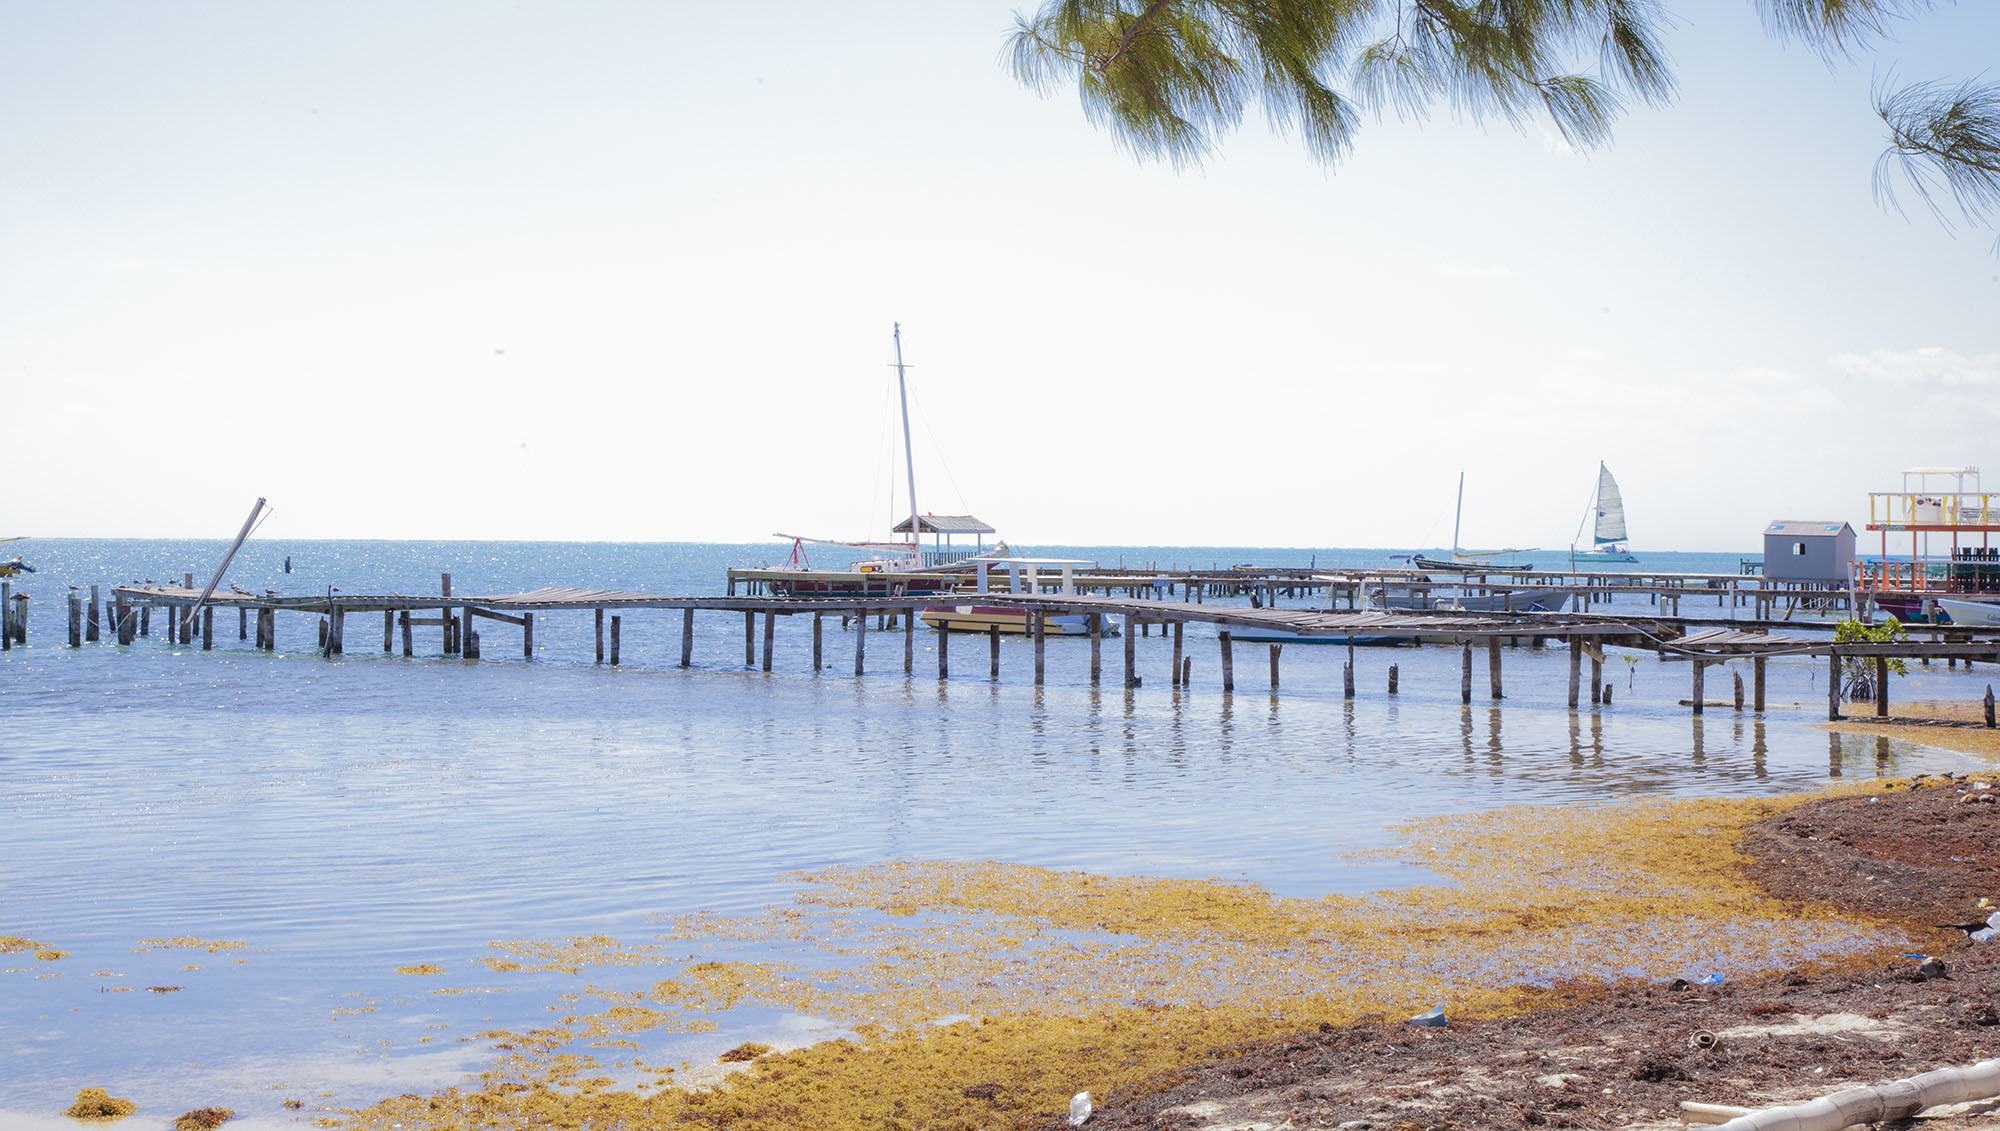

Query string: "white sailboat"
[[1571, 462, 1637, 564]]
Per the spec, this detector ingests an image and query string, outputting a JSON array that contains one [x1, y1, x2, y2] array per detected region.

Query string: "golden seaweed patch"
[[35, 949, 67, 962], [0, 936, 42, 955], [395, 964, 444, 976], [63, 1086, 136, 1120], [135, 937, 246, 954], [338, 792, 1905, 1131]]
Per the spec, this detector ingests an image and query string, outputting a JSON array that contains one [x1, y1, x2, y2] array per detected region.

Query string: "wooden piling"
[[903, 613, 914, 676], [1732, 670, 1744, 711], [937, 619, 950, 679], [1985, 685, 1995, 729], [1017, 609, 1040, 684], [610, 616, 621, 665], [1487, 636, 1503, 700], [1461, 642, 1472, 705], [1567, 638, 1581, 708], [382, 609, 393, 653], [1388, 663, 1399, 694], [1590, 650, 1603, 706], [682, 608, 695, 668], [116, 598, 135, 645], [1124, 614, 1137, 687], [1752, 655, 1766, 712], [743, 611, 755, 667], [401, 611, 413, 656], [812, 612, 823, 670], [1691, 660, 1705, 715], [86, 585, 100, 642], [463, 605, 477, 661], [1874, 656, 1888, 717], [67, 593, 82, 647], [854, 607, 868, 676], [1088, 614, 1102, 684], [1219, 630, 1234, 693], [522, 612, 534, 660], [989, 625, 1000, 680], [762, 610, 775, 672], [1827, 652, 1841, 721], [595, 609, 605, 664], [238, 606, 248, 641], [202, 607, 213, 651], [1171, 621, 1184, 686]]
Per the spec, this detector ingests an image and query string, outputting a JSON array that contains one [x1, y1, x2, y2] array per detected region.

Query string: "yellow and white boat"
[[0, 536, 29, 578]]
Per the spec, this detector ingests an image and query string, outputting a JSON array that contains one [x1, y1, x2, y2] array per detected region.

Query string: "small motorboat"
[[1936, 598, 2000, 627]]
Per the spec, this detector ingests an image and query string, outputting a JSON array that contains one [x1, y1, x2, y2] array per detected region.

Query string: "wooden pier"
[[63, 576, 2000, 726]]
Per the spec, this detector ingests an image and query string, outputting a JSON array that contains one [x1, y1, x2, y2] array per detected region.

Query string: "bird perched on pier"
[[67, 583, 82, 591], [228, 583, 251, 595], [264, 588, 279, 597]]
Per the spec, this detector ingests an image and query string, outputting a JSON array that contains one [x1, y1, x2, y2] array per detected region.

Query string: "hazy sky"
[[4, 1, 1996, 551]]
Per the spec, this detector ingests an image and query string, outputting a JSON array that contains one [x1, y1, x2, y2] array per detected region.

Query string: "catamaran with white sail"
[[1571, 462, 1637, 563]]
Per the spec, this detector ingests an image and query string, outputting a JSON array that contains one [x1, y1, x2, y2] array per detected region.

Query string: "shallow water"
[[1, 540, 1989, 1124]]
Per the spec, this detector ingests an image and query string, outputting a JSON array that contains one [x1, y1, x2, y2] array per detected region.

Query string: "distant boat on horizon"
[[1570, 462, 1637, 564], [1407, 472, 1535, 572]]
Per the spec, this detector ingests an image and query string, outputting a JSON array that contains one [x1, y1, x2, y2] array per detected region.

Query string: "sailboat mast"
[[1451, 471, 1465, 558], [892, 323, 919, 558]]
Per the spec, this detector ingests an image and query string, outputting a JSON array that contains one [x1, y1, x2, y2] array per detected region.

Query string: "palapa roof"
[[891, 514, 995, 535]]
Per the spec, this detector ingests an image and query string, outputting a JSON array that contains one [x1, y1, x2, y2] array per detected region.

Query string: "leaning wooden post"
[[1032, 609, 1046, 685], [1460, 642, 1472, 705], [1752, 654, 1767, 712], [903, 610, 914, 675], [989, 625, 1001, 680], [1985, 684, 1996, 728], [854, 606, 868, 676], [202, 606, 214, 651], [1171, 621, 1184, 686], [595, 609, 605, 664], [86, 585, 101, 642], [1732, 670, 1745, 711], [937, 619, 950, 679], [1487, 635, 1503, 700], [743, 611, 755, 667], [1567, 638, 1581, 709], [1874, 656, 1889, 717], [1124, 614, 1137, 687], [1827, 650, 1841, 721], [1219, 630, 1234, 693], [761, 610, 775, 672], [681, 608, 695, 668], [1691, 659, 1706, 716], [1088, 614, 1102, 684], [812, 612, 823, 670], [610, 616, 621, 665]]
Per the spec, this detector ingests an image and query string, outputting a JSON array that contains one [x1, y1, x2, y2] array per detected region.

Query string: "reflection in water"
[[1691, 717, 1706, 766], [1829, 730, 1843, 777], [1752, 720, 1768, 779], [1876, 735, 1893, 775]]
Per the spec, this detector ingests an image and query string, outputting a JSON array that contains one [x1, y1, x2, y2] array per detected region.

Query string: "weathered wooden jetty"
[[62, 573, 2000, 726]]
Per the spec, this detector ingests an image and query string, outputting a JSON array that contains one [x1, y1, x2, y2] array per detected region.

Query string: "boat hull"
[[1411, 555, 1533, 572], [1937, 598, 2000, 627], [1374, 589, 1573, 613], [1571, 550, 1638, 563], [766, 575, 953, 598], [1224, 626, 1407, 646], [921, 604, 1102, 636]]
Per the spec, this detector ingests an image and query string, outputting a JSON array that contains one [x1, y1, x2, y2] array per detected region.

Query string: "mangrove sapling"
[[1834, 618, 1908, 702]]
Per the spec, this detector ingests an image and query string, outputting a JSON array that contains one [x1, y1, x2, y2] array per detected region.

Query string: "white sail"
[[1593, 463, 1628, 545]]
